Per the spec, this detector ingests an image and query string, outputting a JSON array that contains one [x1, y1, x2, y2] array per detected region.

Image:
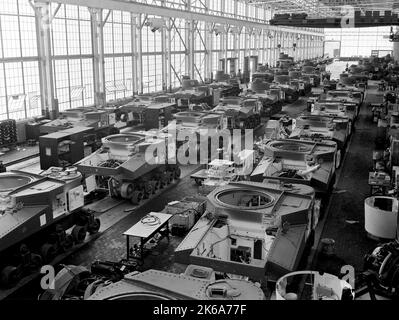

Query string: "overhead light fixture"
[[145, 17, 165, 32], [213, 24, 225, 36]]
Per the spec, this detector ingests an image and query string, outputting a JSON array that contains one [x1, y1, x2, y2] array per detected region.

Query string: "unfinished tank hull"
[[40, 107, 115, 135], [301, 66, 321, 87], [318, 89, 364, 119], [250, 139, 337, 193], [75, 132, 181, 205], [289, 114, 349, 154], [311, 102, 355, 136], [213, 96, 262, 130], [40, 264, 265, 300], [175, 181, 315, 281], [208, 80, 242, 97], [243, 91, 283, 117], [174, 80, 214, 110], [0, 168, 98, 287], [270, 77, 300, 103]]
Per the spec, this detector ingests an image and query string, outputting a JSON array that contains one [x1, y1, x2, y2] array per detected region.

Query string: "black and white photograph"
[[0, 0, 398, 310]]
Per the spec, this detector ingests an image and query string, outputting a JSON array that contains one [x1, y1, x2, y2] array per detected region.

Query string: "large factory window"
[[103, 10, 133, 102], [171, 54, 185, 88], [194, 21, 206, 80], [325, 27, 393, 58], [51, 4, 94, 111], [0, 0, 41, 120], [141, 24, 163, 93]]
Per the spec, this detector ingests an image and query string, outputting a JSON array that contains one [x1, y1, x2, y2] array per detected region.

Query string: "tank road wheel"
[[131, 191, 143, 205], [30, 253, 43, 269], [71, 225, 87, 244], [159, 175, 167, 189], [143, 182, 153, 199], [40, 243, 57, 263], [62, 234, 74, 251], [150, 180, 159, 193], [335, 150, 342, 169], [0, 266, 20, 287], [174, 167, 181, 180], [166, 172, 173, 184], [120, 183, 134, 200], [88, 218, 101, 235]]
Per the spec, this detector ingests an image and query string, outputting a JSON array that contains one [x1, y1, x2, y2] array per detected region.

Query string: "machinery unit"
[[40, 264, 265, 300], [191, 150, 254, 189], [144, 102, 175, 130], [39, 126, 96, 170], [0, 168, 99, 287], [175, 181, 315, 281], [162, 196, 207, 236], [250, 139, 337, 193], [75, 132, 181, 204], [359, 241, 399, 299]]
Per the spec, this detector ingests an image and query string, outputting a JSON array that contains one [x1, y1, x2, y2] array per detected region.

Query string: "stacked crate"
[[0, 119, 17, 147]]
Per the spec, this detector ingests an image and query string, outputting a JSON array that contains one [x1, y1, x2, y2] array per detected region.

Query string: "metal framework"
[[0, 0, 326, 120]]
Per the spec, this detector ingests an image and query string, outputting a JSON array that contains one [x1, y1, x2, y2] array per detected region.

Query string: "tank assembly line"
[[1, 0, 399, 304], [1, 52, 399, 302]]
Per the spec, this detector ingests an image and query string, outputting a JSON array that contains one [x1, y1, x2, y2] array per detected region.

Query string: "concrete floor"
[[311, 81, 385, 275]]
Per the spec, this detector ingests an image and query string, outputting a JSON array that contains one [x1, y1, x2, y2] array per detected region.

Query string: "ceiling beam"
[[47, 0, 323, 35]]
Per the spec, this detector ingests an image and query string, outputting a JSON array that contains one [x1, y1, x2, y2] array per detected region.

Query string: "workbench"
[[123, 212, 172, 262]]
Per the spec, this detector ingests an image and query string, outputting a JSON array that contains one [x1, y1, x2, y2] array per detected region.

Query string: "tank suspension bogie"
[[0, 209, 101, 288], [108, 165, 181, 205]]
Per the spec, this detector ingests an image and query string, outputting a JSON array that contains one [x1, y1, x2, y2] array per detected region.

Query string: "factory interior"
[[1, 0, 399, 302]]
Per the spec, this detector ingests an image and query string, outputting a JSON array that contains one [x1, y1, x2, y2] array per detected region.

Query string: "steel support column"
[[203, 0, 211, 81], [34, 1, 57, 119], [137, 14, 143, 93], [89, 7, 106, 106], [130, 12, 138, 94], [185, 0, 194, 79], [161, 0, 168, 91]]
